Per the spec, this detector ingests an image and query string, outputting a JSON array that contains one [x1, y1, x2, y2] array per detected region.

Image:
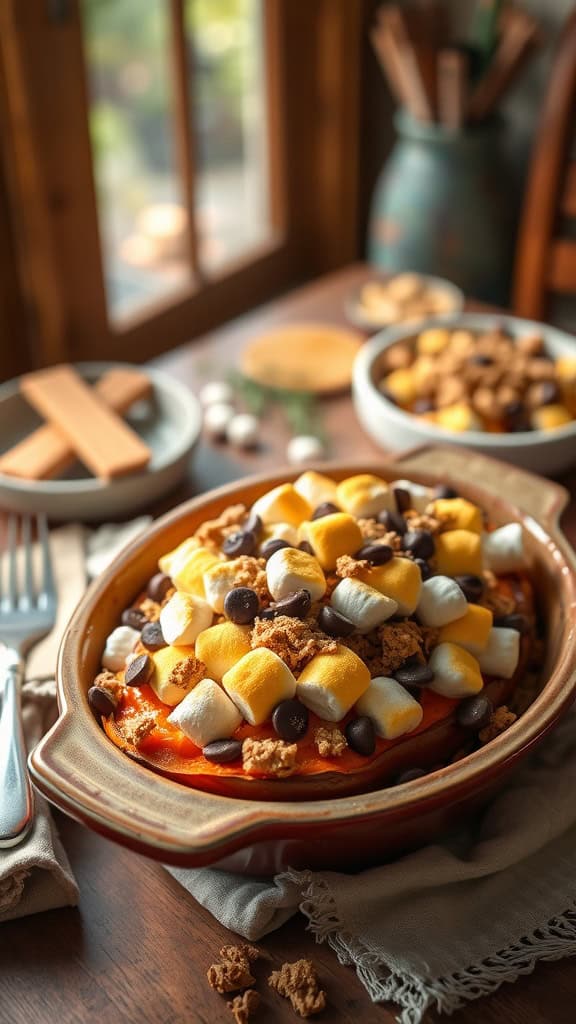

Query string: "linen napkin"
[[0, 525, 85, 922]]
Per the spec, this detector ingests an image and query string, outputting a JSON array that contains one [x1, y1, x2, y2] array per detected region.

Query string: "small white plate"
[[0, 362, 202, 521], [346, 273, 464, 332]]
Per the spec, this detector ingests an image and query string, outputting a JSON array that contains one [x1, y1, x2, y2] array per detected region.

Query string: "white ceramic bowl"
[[0, 362, 202, 520], [352, 312, 576, 476], [346, 274, 464, 332]]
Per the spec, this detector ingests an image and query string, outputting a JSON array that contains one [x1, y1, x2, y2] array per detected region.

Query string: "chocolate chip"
[[395, 767, 427, 785], [147, 572, 172, 603], [454, 574, 484, 602], [272, 699, 309, 741], [243, 511, 263, 537], [141, 620, 167, 651], [494, 613, 529, 634], [415, 558, 432, 580], [202, 739, 244, 764], [434, 484, 459, 499], [402, 529, 434, 560], [413, 397, 435, 414], [470, 353, 493, 366], [125, 653, 153, 687], [345, 716, 376, 756], [355, 542, 393, 565], [393, 486, 411, 513], [88, 685, 117, 718], [121, 607, 147, 631], [318, 605, 356, 637], [269, 589, 311, 619], [456, 694, 493, 731], [311, 502, 340, 520], [378, 509, 406, 535], [223, 529, 257, 557], [299, 540, 314, 555], [394, 663, 434, 687], [224, 587, 260, 624], [260, 538, 291, 560]]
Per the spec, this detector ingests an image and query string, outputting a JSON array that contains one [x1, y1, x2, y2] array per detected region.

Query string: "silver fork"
[[0, 514, 57, 847]]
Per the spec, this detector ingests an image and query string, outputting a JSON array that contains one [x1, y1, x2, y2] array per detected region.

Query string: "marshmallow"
[[477, 627, 520, 679], [251, 483, 311, 527], [296, 645, 370, 722], [261, 522, 299, 547], [203, 559, 247, 613], [301, 512, 363, 570], [199, 381, 234, 406], [171, 545, 222, 598], [102, 626, 140, 672], [336, 474, 394, 517], [150, 644, 202, 705], [226, 412, 259, 448], [417, 575, 468, 627], [434, 530, 483, 577], [392, 479, 434, 513], [168, 678, 242, 747], [293, 470, 338, 508], [159, 536, 198, 577], [355, 676, 423, 739], [429, 643, 484, 698], [331, 577, 398, 633], [160, 592, 213, 645], [482, 523, 526, 574], [222, 648, 296, 725], [266, 547, 326, 602], [287, 435, 325, 465], [360, 556, 422, 615], [195, 622, 251, 681], [203, 402, 236, 439], [439, 603, 493, 654], [428, 497, 483, 534]]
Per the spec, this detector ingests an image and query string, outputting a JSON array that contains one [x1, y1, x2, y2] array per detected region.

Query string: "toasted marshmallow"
[[429, 642, 484, 698], [160, 591, 213, 646], [482, 523, 526, 574], [439, 603, 493, 654], [171, 545, 222, 598], [294, 469, 338, 508], [336, 474, 394, 517], [261, 522, 299, 546], [222, 648, 296, 725], [434, 530, 483, 577], [150, 644, 202, 705], [266, 547, 326, 602], [168, 678, 242, 747], [296, 645, 370, 722], [417, 575, 468, 627], [392, 479, 434, 513], [356, 676, 423, 739], [203, 559, 250, 613], [102, 625, 140, 672], [428, 497, 483, 534], [301, 512, 363, 570], [195, 622, 251, 681], [331, 577, 397, 633], [251, 483, 311, 527], [360, 556, 422, 616], [477, 627, 520, 679], [159, 536, 198, 577]]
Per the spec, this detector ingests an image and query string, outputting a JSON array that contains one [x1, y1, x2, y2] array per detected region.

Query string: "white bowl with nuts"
[[352, 313, 576, 475]]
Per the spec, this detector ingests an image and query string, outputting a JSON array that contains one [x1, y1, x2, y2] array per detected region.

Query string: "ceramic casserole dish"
[[30, 447, 576, 873]]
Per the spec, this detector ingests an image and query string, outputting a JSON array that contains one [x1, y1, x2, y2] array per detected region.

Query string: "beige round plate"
[[240, 322, 364, 393]]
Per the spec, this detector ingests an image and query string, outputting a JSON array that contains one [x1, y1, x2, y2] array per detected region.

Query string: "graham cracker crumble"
[[93, 670, 124, 702], [166, 655, 206, 692], [343, 620, 437, 676], [250, 616, 337, 672], [227, 989, 260, 1023], [479, 706, 517, 744], [136, 597, 161, 622], [314, 727, 347, 758], [194, 503, 247, 549], [405, 509, 442, 534], [242, 737, 298, 777], [232, 556, 270, 603], [357, 519, 403, 549], [268, 959, 326, 1018], [482, 571, 517, 616], [207, 961, 255, 994], [335, 554, 370, 578], [121, 711, 156, 746]]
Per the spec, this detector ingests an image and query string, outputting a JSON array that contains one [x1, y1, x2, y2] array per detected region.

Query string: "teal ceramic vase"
[[368, 112, 514, 304]]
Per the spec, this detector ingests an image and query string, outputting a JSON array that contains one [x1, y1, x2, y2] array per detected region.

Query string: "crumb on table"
[[268, 959, 326, 1018], [227, 989, 260, 1023], [220, 945, 263, 965], [207, 960, 256, 994]]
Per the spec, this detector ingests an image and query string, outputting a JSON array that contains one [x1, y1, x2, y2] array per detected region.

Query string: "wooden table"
[[4, 264, 576, 1024]]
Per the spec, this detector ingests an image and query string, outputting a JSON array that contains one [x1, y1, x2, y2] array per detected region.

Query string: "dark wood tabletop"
[[3, 264, 576, 1024]]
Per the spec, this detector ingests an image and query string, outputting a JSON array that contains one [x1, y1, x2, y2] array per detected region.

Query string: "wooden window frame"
[[0, 0, 365, 370]]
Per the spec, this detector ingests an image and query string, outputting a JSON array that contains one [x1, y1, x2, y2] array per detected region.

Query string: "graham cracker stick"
[[0, 368, 152, 480], [19, 365, 151, 480]]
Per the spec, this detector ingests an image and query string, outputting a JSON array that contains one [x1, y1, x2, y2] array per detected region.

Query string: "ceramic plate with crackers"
[[346, 272, 464, 331], [0, 362, 201, 521]]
